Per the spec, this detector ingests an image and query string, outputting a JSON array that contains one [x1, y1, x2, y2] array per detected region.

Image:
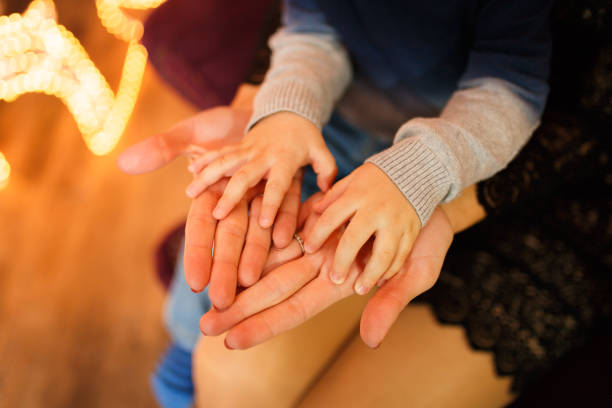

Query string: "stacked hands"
[[118, 106, 454, 349]]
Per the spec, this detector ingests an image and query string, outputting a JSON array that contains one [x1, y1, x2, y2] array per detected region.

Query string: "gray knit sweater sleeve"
[[248, 11, 542, 226], [366, 78, 540, 224], [247, 28, 352, 131]]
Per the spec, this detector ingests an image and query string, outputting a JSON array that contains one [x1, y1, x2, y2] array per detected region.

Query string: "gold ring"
[[293, 233, 305, 255]]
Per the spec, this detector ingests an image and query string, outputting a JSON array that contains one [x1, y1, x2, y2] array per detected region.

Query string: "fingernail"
[[213, 206, 224, 219], [330, 273, 344, 285], [187, 163, 195, 173], [371, 342, 381, 350], [224, 338, 234, 350], [355, 282, 369, 295], [376, 279, 387, 288], [186, 185, 197, 198], [191, 288, 200, 293], [200, 323, 209, 336], [260, 216, 272, 228]]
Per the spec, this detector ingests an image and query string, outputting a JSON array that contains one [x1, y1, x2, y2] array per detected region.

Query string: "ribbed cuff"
[[247, 80, 326, 132], [367, 137, 452, 226]]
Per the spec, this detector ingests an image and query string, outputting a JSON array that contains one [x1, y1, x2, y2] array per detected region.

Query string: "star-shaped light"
[[0, 0, 166, 189]]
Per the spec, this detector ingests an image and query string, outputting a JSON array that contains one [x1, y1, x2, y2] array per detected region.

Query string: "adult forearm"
[[440, 185, 486, 234]]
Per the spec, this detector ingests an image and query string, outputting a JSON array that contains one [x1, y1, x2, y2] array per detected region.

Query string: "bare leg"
[[193, 294, 370, 408], [299, 305, 515, 408]]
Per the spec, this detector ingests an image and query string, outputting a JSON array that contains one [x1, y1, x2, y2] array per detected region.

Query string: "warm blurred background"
[[0, 0, 196, 406], [1, 0, 610, 406]]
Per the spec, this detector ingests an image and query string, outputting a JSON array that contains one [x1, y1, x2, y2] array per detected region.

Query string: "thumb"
[[117, 122, 193, 174], [310, 145, 337, 192], [118, 106, 249, 175], [359, 209, 453, 348]]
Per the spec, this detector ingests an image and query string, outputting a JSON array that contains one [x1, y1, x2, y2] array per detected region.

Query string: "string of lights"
[[0, 0, 166, 189]]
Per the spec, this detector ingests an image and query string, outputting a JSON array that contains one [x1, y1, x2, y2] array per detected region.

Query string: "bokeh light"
[[0, 0, 166, 186], [0, 152, 10, 189]]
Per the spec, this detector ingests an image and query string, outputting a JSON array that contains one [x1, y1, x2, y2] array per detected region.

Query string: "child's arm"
[[306, 0, 553, 293], [185, 0, 353, 247]]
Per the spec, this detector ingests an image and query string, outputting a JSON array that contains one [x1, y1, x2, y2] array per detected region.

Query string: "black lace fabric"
[[420, 1, 612, 392]]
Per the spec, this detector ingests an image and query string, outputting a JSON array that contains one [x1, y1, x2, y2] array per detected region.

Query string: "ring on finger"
[[293, 233, 305, 256]]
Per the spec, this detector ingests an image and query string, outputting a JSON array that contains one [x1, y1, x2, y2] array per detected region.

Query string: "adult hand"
[[199, 207, 454, 349], [117, 106, 302, 308], [118, 107, 251, 175]]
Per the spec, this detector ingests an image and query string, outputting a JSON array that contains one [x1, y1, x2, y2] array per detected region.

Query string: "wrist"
[[253, 111, 319, 132], [439, 184, 486, 233], [366, 137, 452, 227]]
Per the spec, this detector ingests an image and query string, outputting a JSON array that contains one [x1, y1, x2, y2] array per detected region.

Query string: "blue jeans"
[[164, 113, 391, 349]]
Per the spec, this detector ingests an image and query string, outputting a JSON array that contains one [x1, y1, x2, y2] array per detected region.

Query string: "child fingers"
[[238, 196, 271, 287], [310, 144, 337, 192], [378, 233, 414, 286], [304, 197, 357, 254], [209, 199, 248, 310], [185, 150, 247, 198], [272, 171, 303, 248], [187, 145, 239, 173], [355, 231, 400, 295], [331, 211, 377, 285], [259, 166, 298, 229], [312, 174, 352, 213], [212, 160, 269, 219], [298, 192, 323, 228]]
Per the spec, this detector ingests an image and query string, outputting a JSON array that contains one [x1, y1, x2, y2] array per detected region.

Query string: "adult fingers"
[[117, 127, 190, 174], [200, 255, 320, 337], [223, 264, 359, 349], [118, 107, 245, 175], [212, 159, 269, 219], [237, 197, 271, 287], [208, 199, 248, 309], [262, 239, 304, 275], [330, 211, 376, 286], [310, 144, 337, 192], [359, 209, 454, 348], [272, 171, 303, 248], [184, 190, 218, 291], [354, 229, 399, 295]]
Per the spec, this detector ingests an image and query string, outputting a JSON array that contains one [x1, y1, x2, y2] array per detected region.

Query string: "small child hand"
[[305, 163, 421, 295], [185, 112, 337, 242]]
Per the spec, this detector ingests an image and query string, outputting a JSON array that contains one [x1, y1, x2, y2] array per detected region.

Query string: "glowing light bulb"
[[0, 152, 10, 189], [0, 0, 167, 189]]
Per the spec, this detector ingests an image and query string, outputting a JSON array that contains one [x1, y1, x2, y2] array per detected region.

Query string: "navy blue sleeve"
[[282, 0, 337, 36], [459, 0, 553, 115]]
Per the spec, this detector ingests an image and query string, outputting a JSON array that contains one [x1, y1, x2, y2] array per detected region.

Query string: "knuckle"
[[377, 247, 395, 262], [261, 273, 288, 303], [343, 229, 364, 249], [213, 257, 239, 271], [245, 236, 269, 254], [286, 297, 308, 323], [219, 221, 246, 240], [233, 169, 250, 183]]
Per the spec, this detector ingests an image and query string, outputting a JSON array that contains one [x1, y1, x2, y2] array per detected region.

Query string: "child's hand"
[[185, 112, 337, 246], [305, 163, 420, 295]]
